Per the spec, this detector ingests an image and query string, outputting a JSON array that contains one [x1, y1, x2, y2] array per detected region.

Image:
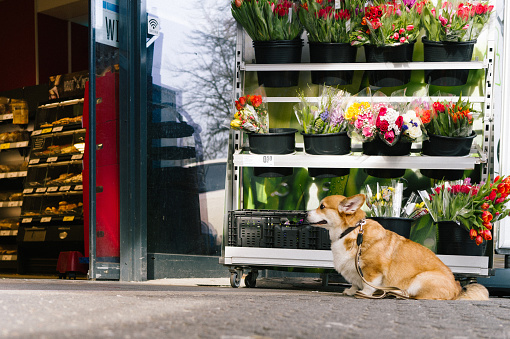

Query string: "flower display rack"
[[222, 25, 496, 288]]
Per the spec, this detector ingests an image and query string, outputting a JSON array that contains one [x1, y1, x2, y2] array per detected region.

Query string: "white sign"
[[147, 14, 160, 36], [97, 0, 119, 48]]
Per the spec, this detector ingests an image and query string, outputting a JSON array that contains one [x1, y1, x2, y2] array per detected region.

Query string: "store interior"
[[0, 0, 89, 278]]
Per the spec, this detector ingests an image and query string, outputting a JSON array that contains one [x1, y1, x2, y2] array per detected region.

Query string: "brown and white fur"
[[306, 194, 489, 300]]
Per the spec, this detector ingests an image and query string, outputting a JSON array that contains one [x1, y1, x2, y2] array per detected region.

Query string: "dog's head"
[[306, 194, 366, 230]]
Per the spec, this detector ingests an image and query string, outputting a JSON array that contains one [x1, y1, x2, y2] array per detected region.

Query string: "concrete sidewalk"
[[0, 277, 509, 338]]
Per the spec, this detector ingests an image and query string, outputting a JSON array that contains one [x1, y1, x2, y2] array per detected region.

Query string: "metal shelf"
[[242, 61, 487, 72], [224, 247, 489, 276], [233, 150, 482, 170]]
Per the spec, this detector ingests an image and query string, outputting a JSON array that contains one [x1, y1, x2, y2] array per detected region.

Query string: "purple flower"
[[320, 110, 329, 121], [403, 0, 416, 8]]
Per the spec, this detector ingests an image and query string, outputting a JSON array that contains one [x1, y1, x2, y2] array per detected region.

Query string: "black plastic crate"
[[229, 210, 330, 249]]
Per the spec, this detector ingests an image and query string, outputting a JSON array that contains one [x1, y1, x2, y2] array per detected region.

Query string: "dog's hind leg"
[[358, 274, 383, 297], [407, 272, 460, 300]]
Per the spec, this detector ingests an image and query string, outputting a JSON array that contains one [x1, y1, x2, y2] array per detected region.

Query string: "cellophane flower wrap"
[[230, 94, 269, 133], [418, 177, 510, 245], [351, 0, 421, 46], [345, 88, 375, 142], [295, 87, 350, 134], [365, 180, 404, 217], [426, 96, 476, 137], [231, 0, 304, 41], [421, 0, 494, 42], [298, 0, 356, 43]]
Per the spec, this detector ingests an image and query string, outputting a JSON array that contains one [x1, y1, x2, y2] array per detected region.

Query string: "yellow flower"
[[345, 102, 370, 121], [230, 119, 242, 129]]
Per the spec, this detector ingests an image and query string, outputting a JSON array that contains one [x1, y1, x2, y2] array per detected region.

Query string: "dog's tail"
[[456, 283, 489, 300]]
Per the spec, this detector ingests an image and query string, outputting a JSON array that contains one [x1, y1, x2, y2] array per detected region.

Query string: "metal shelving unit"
[[222, 26, 496, 288]]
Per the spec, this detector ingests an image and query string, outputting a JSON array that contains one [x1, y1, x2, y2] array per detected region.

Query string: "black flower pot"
[[420, 132, 476, 180], [422, 37, 476, 86], [302, 131, 351, 177], [253, 39, 303, 87], [308, 42, 357, 86], [371, 217, 413, 239], [248, 128, 297, 177], [436, 221, 486, 256], [362, 138, 412, 178], [364, 42, 415, 87]]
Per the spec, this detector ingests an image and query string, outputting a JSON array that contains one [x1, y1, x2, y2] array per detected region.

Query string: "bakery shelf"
[[0, 141, 29, 150], [0, 171, 27, 179], [0, 201, 22, 208], [0, 230, 17, 237], [0, 113, 14, 121]]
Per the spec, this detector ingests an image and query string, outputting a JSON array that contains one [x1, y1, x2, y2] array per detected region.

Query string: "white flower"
[[407, 126, 422, 139]]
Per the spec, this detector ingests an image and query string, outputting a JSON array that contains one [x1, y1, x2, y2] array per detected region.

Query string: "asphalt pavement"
[[0, 277, 509, 339]]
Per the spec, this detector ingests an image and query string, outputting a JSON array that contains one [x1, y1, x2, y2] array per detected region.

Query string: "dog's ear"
[[338, 194, 365, 215]]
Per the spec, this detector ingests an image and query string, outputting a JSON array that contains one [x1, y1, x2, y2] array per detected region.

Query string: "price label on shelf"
[[1, 114, 13, 120], [60, 186, 71, 192], [29, 159, 40, 164], [0, 173, 5, 179], [7, 201, 19, 207], [22, 218, 33, 223], [6, 172, 17, 178], [52, 126, 64, 132], [47, 187, 58, 192], [71, 154, 83, 160], [74, 185, 83, 191], [63, 216, 75, 222], [36, 187, 47, 193], [47, 157, 58, 163], [23, 188, 34, 194], [41, 217, 52, 223], [42, 128, 52, 134], [20, 171, 27, 177], [0, 143, 10, 150], [2, 255, 13, 261], [0, 231, 9, 236], [32, 130, 42, 136]]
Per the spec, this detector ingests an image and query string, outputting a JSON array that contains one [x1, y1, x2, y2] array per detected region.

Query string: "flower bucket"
[[371, 217, 413, 239], [422, 38, 476, 87], [248, 128, 297, 177], [362, 138, 412, 178], [364, 42, 415, 87], [302, 131, 351, 177], [436, 221, 486, 256], [253, 39, 303, 88], [420, 132, 476, 180], [308, 42, 357, 86]]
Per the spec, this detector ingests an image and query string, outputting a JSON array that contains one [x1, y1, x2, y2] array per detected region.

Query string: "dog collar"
[[338, 219, 366, 241]]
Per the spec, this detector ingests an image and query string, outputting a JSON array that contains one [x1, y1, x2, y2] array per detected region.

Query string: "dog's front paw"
[[342, 285, 359, 296]]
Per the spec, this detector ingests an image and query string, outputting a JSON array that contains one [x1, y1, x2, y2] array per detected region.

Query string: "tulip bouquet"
[[231, 0, 304, 41], [425, 97, 476, 137], [298, 0, 358, 43], [421, 0, 494, 42], [294, 87, 350, 134], [418, 177, 510, 245], [350, 0, 421, 46], [230, 94, 269, 133]]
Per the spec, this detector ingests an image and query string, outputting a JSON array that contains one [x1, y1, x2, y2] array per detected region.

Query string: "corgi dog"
[[306, 194, 489, 300]]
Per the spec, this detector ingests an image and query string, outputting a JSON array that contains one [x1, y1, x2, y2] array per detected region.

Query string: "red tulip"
[[482, 211, 493, 223], [483, 222, 492, 230], [475, 235, 484, 246], [489, 189, 497, 201], [469, 229, 477, 240], [481, 202, 490, 210], [234, 0, 243, 8], [483, 229, 492, 241]]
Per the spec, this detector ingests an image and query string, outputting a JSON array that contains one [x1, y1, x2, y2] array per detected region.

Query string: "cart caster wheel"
[[245, 272, 257, 288], [230, 271, 241, 288]]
